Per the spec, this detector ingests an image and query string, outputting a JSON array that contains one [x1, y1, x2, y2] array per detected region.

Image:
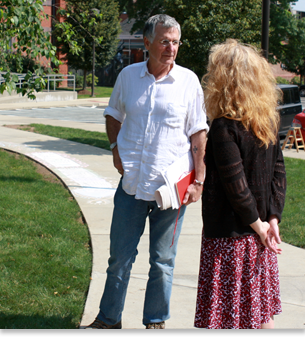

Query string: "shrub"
[[290, 76, 301, 86], [276, 76, 290, 84], [75, 74, 83, 88], [86, 74, 98, 86]]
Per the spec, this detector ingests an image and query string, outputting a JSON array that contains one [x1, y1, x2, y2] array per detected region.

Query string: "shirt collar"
[[141, 60, 177, 82]]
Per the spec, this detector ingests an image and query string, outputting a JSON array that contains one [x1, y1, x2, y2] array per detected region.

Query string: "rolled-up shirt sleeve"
[[186, 82, 209, 138], [103, 73, 125, 124]]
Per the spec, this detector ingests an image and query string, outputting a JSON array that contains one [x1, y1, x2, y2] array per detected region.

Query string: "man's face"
[[144, 23, 180, 69]]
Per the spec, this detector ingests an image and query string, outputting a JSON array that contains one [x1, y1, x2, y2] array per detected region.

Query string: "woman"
[[194, 39, 286, 329]]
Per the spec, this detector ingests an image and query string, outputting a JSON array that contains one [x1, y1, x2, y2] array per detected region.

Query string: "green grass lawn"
[[281, 157, 305, 248], [0, 149, 92, 328], [58, 86, 113, 99], [77, 86, 113, 99]]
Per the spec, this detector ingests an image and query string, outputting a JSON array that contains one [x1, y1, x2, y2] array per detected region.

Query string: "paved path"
[[0, 106, 106, 124], [0, 97, 304, 329], [0, 96, 110, 110]]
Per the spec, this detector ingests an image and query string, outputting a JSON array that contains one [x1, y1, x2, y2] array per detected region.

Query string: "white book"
[[155, 151, 194, 210]]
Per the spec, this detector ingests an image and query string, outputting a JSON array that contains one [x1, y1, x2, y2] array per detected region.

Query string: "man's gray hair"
[[143, 14, 181, 43]]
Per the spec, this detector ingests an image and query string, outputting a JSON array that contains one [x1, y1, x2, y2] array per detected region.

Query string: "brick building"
[[42, 0, 68, 77]]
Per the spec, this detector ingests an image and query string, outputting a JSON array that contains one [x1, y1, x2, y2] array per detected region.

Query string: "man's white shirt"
[[104, 60, 209, 201]]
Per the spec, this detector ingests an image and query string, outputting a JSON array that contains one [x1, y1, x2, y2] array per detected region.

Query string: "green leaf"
[[13, 16, 19, 25], [6, 83, 13, 95], [12, 74, 19, 82], [0, 83, 6, 94]]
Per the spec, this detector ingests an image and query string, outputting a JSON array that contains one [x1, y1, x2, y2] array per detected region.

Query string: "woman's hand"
[[265, 216, 282, 255], [250, 217, 282, 254], [250, 218, 270, 247]]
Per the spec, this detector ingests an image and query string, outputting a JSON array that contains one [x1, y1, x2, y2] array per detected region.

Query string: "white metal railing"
[[45, 74, 75, 92], [0, 72, 75, 92]]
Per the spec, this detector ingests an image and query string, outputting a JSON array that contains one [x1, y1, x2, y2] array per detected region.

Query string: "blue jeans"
[[97, 179, 186, 326]]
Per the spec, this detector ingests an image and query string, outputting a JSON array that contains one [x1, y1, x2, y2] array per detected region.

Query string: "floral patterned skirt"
[[194, 233, 282, 329]]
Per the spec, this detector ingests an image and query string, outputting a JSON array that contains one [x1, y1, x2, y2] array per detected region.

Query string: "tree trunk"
[[83, 69, 87, 90]]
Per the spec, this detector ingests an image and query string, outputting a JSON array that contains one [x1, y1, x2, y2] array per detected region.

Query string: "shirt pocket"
[[164, 103, 187, 128]]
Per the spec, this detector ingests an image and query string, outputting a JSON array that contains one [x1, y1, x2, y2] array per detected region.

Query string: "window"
[[282, 89, 291, 105], [292, 88, 301, 103]]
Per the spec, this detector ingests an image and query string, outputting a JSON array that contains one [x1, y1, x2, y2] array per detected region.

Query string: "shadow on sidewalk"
[[23, 139, 110, 157]]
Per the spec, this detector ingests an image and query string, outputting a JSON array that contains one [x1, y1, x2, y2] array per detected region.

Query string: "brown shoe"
[[145, 321, 165, 329], [85, 317, 122, 329]]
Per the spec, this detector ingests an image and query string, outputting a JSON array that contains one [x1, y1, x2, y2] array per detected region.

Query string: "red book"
[[174, 169, 195, 206]]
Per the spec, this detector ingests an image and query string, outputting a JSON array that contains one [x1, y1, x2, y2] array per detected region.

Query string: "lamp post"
[[90, 8, 100, 97], [261, 0, 270, 59]]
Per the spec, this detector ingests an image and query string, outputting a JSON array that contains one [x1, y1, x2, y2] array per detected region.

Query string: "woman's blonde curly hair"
[[202, 39, 282, 147]]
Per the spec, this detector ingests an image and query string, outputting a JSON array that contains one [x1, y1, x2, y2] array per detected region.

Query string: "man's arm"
[[183, 130, 207, 205], [106, 115, 124, 175]]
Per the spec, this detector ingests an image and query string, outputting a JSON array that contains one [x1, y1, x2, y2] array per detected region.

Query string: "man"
[[86, 14, 208, 329]]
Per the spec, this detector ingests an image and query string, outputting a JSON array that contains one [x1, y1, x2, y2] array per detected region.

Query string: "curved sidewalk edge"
[[0, 121, 304, 329]]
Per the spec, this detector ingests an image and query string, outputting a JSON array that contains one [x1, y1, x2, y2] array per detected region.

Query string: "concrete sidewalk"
[[0, 100, 304, 329]]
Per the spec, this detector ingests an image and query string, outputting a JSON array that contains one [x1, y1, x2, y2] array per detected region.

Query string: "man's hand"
[[112, 146, 124, 175], [105, 115, 123, 175], [186, 130, 206, 206], [182, 183, 203, 206]]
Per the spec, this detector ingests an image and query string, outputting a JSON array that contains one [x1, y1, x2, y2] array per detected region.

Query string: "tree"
[[0, 0, 80, 99], [119, 0, 163, 34], [269, 0, 305, 84], [118, 0, 262, 79], [269, 0, 293, 63], [53, 0, 121, 91], [278, 17, 305, 84], [119, 0, 305, 81], [164, 0, 262, 79]]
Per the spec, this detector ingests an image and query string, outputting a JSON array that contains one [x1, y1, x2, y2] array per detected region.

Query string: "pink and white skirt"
[[194, 233, 282, 329]]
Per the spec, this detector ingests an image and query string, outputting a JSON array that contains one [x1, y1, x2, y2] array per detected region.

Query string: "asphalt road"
[[0, 106, 106, 124]]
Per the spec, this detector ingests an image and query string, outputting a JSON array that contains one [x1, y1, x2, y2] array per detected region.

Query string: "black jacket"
[[202, 117, 286, 238]]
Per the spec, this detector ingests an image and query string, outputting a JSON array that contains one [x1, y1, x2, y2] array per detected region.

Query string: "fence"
[[0, 72, 75, 92], [45, 74, 75, 92]]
